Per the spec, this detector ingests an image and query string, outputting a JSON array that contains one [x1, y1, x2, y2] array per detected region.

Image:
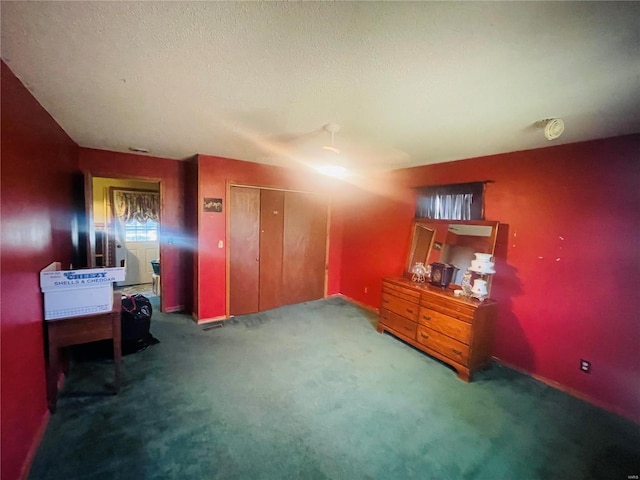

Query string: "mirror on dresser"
[[405, 223, 436, 276], [407, 219, 499, 294]]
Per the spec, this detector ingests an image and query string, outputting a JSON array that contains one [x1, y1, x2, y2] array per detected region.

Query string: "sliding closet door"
[[282, 192, 328, 305], [229, 186, 328, 315], [229, 186, 260, 315], [259, 189, 284, 311]]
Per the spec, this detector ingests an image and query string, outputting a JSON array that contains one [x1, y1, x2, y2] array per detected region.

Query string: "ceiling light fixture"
[[321, 123, 341, 154], [314, 123, 349, 177]]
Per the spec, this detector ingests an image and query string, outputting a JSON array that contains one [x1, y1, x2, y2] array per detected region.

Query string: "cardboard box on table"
[[40, 262, 126, 320]]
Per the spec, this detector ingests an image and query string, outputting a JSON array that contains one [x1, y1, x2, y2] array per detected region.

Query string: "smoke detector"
[[542, 118, 565, 140]]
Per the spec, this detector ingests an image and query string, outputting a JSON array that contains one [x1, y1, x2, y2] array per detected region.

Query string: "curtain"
[[415, 182, 485, 220], [113, 190, 159, 223]]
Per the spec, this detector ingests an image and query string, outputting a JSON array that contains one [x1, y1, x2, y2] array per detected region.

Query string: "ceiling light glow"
[[315, 165, 349, 177]]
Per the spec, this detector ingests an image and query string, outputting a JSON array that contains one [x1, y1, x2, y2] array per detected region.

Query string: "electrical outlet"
[[580, 359, 591, 373]]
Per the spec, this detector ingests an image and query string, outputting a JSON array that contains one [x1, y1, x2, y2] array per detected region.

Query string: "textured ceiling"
[[2, 2, 639, 171]]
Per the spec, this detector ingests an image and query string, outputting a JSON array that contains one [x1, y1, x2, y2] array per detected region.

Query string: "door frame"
[[225, 181, 331, 318], [83, 171, 163, 308], [108, 186, 160, 285]]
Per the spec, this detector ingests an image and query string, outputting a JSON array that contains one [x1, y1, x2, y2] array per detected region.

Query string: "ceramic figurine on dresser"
[[460, 270, 473, 296], [377, 220, 500, 381], [410, 262, 429, 283]]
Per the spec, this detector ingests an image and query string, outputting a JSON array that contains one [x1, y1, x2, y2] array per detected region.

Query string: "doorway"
[[90, 176, 161, 299]]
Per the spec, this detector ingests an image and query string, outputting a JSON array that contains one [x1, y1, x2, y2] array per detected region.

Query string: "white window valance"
[[113, 190, 159, 224]]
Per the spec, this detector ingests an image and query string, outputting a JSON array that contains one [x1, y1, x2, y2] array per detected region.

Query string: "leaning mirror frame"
[[405, 223, 435, 278], [405, 218, 500, 299]]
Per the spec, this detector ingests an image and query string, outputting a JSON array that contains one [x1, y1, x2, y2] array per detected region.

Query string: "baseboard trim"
[[197, 315, 228, 325], [20, 409, 50, 480], [493, 357, 639, 424], [164, 305, 185, 313], [329, 293, 379, 314]]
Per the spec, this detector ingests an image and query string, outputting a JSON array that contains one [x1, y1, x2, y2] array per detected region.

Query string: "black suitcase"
[[121, 294, 158, 354]]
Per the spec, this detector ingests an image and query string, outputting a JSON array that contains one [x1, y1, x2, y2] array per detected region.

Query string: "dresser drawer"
[[381, 293, 419, 321], [416, 325, 469, 365], [382, 280, 421, 303], [379, 309, 417, 339], [417, 307, 472, 344], [420, 293, 474, 322]]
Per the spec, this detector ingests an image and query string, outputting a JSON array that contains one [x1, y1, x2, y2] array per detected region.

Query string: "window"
[[124, 219, 159, 242], [415, 182, 485, 220]]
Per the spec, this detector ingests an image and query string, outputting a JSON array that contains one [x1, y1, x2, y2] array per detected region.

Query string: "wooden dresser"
[[377, 277, 497, 381]]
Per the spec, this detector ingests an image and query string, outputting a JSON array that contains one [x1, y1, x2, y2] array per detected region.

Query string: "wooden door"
[[229, 187, 260, 315], [116, 241, 159, 286], [259, 189, 284, 311], [282, 192, 328, 305]]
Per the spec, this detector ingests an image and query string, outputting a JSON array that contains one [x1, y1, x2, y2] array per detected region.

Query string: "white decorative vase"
[[471, 279, 488, 299]]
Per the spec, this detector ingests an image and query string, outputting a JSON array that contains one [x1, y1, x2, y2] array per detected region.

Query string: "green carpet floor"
[[29, 298, 639, 480]]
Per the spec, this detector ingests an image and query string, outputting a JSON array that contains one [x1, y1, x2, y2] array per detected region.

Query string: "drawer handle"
[[420, 333, 429, 339], [452, 349, 462, 356], [383, 299, 390, 304], [422, 315, 431, 321], [404, 326, 412, 332], [406, 308, 414, 314]]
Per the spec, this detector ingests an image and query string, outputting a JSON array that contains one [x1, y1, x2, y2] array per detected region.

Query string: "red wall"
[[340, 135, 640, 422], [1, 61, 80, 480], [338, 173, 416, 305], [78, 149, 188, 312], [194, 155, 344, 321]]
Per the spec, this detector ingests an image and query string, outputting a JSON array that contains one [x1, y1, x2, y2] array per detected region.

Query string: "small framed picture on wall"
[[203, 198, 223, 213]]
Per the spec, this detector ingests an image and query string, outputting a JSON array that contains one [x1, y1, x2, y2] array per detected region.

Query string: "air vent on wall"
[[128, 147, 150, 153]]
